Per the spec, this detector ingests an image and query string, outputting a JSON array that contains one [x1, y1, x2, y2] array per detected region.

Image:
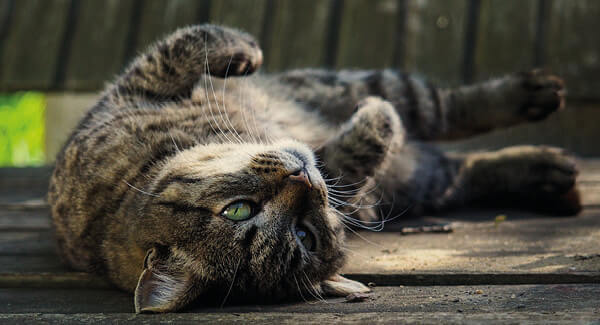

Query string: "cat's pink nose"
[[289, 169, 312, 188]]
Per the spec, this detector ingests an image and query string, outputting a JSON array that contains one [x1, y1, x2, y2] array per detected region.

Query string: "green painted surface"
[[0, 93, 45, 167]]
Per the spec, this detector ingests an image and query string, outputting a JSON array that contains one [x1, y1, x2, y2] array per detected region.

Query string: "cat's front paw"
[[351, 96, 404, 149], [517, 70, 565, 121], [197, 25, 263, 77]]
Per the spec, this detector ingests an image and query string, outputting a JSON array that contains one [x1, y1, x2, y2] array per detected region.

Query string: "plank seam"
[[533, 0, 549, 67], [52, 0, 81, 90], [461, 0, 481, 84], [324, 0, 343, 68]]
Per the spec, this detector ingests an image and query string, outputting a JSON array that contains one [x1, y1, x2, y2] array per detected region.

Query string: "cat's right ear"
[[134, 247, 201, 313]]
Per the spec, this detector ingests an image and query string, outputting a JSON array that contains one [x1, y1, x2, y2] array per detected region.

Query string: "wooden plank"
[[0, 0, 70, 91], [62, 0, 137, 91], [134, 0, 210, 53], [545, 0, 600, 100], [0, 256, 66, 273], [1, 312, 599, 324], [335, 0, 399, 69], [473, 0, 538, 81], [0, 167, 52, 204], [0, 312, 598, 324], [209, 0, 268, 39], [0, 285, 598, 315], [0, 273, 109, 289], [0, 231, 54, 255], [263, 0, 332, 71], [403, 0, 468, 86], [342, 207, 600, 275], [0, 208, 50, 230]]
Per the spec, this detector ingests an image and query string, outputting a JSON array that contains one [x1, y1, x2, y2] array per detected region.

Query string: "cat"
[[48, 24, 580, 313]]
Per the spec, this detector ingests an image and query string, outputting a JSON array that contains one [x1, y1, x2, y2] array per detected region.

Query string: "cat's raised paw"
[[518, 70, 565, 121]]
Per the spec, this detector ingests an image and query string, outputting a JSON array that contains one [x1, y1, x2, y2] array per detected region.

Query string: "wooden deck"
[[0, 160, 599, 323]]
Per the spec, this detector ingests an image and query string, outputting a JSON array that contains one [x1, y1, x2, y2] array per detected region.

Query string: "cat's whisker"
[[339, 245, 371, 260], [325, 177, 370, 189], [122, 180, 159, 197], [238, 67, 257, 144], [220, 257, 242, 308], [322, 175, 344, 184], [293, 274, 314, 304], [327, 181, 377, 195], [332, 206, 391, 232], [300, 273, 327, 304], [301, 272, 329, 304], [261, 96, 276, 145], [328, 187, 384, 209], [168, 131, 181, 153], [206, 67, 236, 145], [340, 220, 387, 249], [201, 49, 230, 144], [219, 53, 245, 144], [242, 71, 266, 145], [329, 196, 366, 208], [203, 36, 235, 145]]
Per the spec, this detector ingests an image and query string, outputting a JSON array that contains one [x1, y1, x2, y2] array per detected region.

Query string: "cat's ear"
[[320, 274, 371, 297], [134, 247, 200, 313]]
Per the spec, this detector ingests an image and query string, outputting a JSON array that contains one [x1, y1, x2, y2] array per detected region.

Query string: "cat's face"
[[134, 140, 347, 312]]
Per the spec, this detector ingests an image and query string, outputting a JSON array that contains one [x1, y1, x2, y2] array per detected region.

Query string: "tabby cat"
[[48, 24, 581, 313]]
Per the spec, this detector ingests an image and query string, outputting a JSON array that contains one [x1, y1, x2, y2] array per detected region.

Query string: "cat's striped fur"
[[49, 24, 580, 313]]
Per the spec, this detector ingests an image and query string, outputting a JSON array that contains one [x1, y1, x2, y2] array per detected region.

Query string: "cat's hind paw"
[[495, 146, 581, 215]]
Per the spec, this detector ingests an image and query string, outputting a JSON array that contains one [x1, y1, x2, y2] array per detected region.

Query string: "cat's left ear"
[[320, 274, 371, 297], [134, 247, 201, 313]]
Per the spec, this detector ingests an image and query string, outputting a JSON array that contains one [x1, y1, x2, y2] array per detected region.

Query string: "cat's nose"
[[289, 168, 312, 188]]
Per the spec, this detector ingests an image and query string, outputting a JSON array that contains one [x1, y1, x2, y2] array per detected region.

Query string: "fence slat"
[[62, 0, 136, 91], [134, 0, 210, 53], [403, 0, 467, 87], [473, 0, 537, 81], [264, 0, 332, 71], [209, 0, 268, 39], [545, 0, 600, 100], [335, 0, 399, 69], [0, 0, 70, 91]]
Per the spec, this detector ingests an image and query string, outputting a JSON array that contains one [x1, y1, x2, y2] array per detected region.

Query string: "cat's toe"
[[519, 70, 566, 121]]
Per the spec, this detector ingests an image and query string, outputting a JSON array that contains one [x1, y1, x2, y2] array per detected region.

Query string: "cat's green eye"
[[222, 201, 254, 221]]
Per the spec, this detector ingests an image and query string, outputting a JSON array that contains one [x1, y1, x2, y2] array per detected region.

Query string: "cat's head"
[[133, 139, 368, 312]]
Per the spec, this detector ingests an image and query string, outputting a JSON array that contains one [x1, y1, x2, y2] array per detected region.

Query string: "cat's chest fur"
[[188, 75, 334, 149]]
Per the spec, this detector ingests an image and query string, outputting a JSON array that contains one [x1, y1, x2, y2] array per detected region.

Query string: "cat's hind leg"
[[442, 146, 581, 216]]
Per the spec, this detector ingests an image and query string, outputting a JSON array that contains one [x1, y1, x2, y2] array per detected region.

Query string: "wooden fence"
[[0, 0, 599, 99]]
